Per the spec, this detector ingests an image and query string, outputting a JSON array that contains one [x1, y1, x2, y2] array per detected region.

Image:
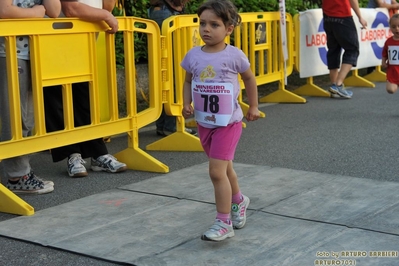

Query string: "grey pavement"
[[1, 81, 399, 266]]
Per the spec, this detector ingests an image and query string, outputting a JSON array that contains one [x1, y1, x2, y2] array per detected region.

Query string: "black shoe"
[[156, 129, 165, 136]]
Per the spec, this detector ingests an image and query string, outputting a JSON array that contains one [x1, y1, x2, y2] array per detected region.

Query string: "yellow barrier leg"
[[292, 77, 331, 97], [344, 70, 375, 88], [0, 184, 34, 216], [114, 146, 169, 173], [146, 132, 203, 151], [146, 117, 203, 151], [363, 66, 386, 82], [114, 132, 169, 173], [260, 83, 306, 103]]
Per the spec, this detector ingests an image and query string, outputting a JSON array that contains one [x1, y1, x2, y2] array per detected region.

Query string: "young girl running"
[[382, 13, 399, 94], [181, 0, 260, 241]]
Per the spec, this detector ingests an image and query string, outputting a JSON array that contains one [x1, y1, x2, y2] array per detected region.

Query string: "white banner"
[[299, 8, 391, 78]]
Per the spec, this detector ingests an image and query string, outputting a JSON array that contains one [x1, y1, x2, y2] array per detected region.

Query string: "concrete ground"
[[1, 81, 399, 266]]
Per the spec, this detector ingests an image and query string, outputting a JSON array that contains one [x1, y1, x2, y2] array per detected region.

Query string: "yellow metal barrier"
[[292, 14, 330, 98], [344, 69, 375, 88], [0, 184, 34, 216], [244, 12, 304, 103], [0, 17, 168, 215], [146, 15, 203, 151], [363, 66, 386, 82]]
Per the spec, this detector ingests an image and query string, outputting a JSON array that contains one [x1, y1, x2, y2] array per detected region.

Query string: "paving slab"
[[264, 174, 399, 228], [133, 214, 399, 266], [0, 163, 399, 265], [123, 163, 335, 209]]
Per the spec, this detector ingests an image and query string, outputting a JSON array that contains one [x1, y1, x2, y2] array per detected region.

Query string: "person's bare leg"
[[201, 158, 235, 241], [329, 68, 339, 84], [386, 81, 398, 94], [209, 158, 231, 214], [226, 160, 240, 195], [336, 63, 353, 86]]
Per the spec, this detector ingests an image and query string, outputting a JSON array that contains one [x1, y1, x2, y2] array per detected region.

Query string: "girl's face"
[[390, 18, 399, 40], [199, 9, 234, 51]]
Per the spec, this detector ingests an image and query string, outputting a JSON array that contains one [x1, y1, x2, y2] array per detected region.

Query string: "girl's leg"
[[199, 123, 242, 241], [201, 158, 235, 241], [386, 81, 398, 94], [227, 160, 240, 195], [227, 160, 244, 203], [226, 161, 250, 229], [209, 158, 231, 215]]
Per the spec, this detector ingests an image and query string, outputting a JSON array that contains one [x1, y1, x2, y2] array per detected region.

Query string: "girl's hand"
[[245, 106, 260, 122], [182, 105, 194, 119]]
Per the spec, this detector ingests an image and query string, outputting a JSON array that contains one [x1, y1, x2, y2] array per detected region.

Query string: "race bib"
[[388, 46, 399, 65], [192, 81, 234, 126]]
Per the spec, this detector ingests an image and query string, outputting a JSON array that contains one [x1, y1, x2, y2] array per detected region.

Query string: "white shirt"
[[60, 0, 103, 17]]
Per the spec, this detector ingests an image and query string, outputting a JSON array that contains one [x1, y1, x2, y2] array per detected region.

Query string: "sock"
[[232, 191, 243, 204], [216, 212, 231, 225]]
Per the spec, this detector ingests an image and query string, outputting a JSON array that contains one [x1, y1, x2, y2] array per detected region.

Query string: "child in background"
[[181, 0, 260, 241], [0, 0, 60, 194], [382, 13, 399, 94]]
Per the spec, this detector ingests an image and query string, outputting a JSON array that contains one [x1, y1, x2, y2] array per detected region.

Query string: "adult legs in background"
[[43, 82, 126, 177]]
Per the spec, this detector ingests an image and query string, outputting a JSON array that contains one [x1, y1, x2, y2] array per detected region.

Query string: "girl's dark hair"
[[197, 0, 241, 27]]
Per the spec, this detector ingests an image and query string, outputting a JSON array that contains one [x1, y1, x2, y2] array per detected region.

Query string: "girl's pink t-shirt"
[[181, 45, 250, 128]]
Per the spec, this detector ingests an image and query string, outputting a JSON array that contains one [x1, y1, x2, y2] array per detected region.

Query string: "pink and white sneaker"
[[201, 219, 234, 241], [231, 195, 250, 229]]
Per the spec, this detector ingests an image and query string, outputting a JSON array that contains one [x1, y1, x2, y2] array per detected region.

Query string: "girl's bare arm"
[[240, 68, 260, 121], [0, 0, 46, 18]]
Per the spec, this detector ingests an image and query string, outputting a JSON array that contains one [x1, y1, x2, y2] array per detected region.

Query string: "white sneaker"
[[29, 170, 54, 186], [67, 153, 88, 177], [6, 172, 54, 194], [201, 219, 234, 242], [231, 195, 250, 229], [91, 154, 127, 173]]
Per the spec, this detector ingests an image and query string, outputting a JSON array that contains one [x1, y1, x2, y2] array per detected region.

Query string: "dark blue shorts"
[[323, 14, 360, 69]]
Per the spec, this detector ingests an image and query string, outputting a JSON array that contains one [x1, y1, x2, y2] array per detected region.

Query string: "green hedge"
[[113, 0, 371, 67]]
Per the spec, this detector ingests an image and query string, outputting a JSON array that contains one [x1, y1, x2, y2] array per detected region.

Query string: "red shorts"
[[197, 122, 242, 161], [387, 66, 399, 85]]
